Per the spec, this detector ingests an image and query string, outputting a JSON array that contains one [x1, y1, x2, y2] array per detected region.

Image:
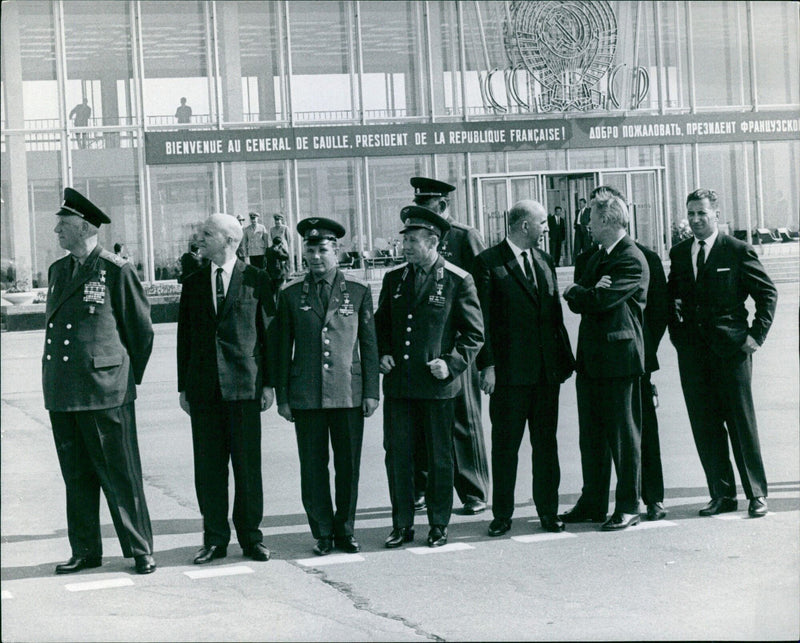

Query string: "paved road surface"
[[2, 283, 798, 641]]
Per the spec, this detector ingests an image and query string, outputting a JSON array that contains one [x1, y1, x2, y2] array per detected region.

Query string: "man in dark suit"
[[44, 187, 156, 575], [668, 188, 777, 518], [547, 206, 566, 266], [376, 205, 484, 548], [573, 198, 592, 258], [473, 200, 575, 537], [561, 191, 649, 531], [177, 213, 275, 564], [275, 217, 380, 556], [574, 187, 670, 521], [410, 177, 489, 516]]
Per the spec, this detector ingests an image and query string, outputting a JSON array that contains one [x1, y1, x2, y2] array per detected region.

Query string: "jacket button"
[[47, 339, 51, 344], [64, 340, 70, 345], [322, 327, 328, 333], [403, 354, 409, 360], [323, 363, 330, 369], [406, 327, 412, 332], [323, 351, 330, 357], [405, 340, 410, 346], [66, 324, 72, 329], [46, 355, 51, 360], [49, 323, 54, 328], [63, 356, 69, 362], [324, 339, 330, 345], [407, 314, 413, 319]]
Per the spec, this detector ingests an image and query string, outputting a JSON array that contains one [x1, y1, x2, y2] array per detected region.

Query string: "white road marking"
[[713, 513, 772, 521], [65, 578, 135, 592], [295, 554, 365, 567], [407, 543, 474, 555], [184, 565, 254, 579], [1, 590, 14, 599], [511, 532, 577, 543], [623, 520, 678, 530]]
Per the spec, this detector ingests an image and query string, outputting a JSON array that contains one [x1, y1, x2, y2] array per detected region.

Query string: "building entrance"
[[475, 167, 665, 262]]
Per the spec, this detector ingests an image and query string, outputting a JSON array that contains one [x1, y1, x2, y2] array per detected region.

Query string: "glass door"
[[476, 175, 542, 247], [599, 169, 663, 255]]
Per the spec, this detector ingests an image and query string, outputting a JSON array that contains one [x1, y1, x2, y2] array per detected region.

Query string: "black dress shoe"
[[488, 518, 512, 537], [748, 497, 768, 518], [55, 555, 102, 574], [601, 512, 640, 531], [646, 502, 667, 521], [193, 544, 227, 564], [540, 515, 566, 533], [334, 535, 361, 553], [414, 494, 426, 511], [134, 554, 156, 574], [460, 499, 487, 515], [698, 497, 738, 516], [427, 526, 448, 547], [385, 527, 414, 548], [558, 505, 607, 523], [313, 538, 333, 556], [242, 543, 271, 561]]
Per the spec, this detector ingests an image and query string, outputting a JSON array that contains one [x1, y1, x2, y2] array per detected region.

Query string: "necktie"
[[521, 250, 536, 289], [317, 279, 330, 309], [414, 266, 427, 294], [71, 257, 80, 279], [696, 240, 706, 277], [215, 267, 225, 316]]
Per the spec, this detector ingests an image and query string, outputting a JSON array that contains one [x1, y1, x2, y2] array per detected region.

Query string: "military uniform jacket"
[[375, 256, 484, 399], [43, 245, 153, 412], [275, 271, 379, 409], [473, 241, 574, 385], [177, 261, 274, 404], [667, 234, 776, 358], [564, 235, 649, 379], [437, 221, 485, 274]]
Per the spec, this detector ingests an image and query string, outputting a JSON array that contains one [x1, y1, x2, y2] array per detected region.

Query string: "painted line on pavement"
[[407, 543, 474, 555], [1, 590, 13, 600], [623, 520, 678, 531], [184, 565, 254, 579], [295, 554, 365, 567], [713, 513, 772, 521], [65, 578, 135, 592], [511, 532, 577, 543]]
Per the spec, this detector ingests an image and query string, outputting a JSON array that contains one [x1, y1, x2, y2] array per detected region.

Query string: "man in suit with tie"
[[573, 198, 592, 258], [177, 213, 275, 564], [668, 188, 777, 518], [275, 217, 380, 556], [473, 200, 575, 537], [547, 206, 566, 266], [44, 187, 156, 575], [560, 191, 649, 531], [410, 177, 489, 516], [376, 205, 484, 548], [573, 186, 670, 521]]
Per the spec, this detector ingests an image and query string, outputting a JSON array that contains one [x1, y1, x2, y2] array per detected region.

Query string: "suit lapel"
[[501, 241, 538, 303], [697, 235, 723, 281], [530, 248, 552, 298], [218, 260, 244, 322], [46, 246, 102, 322]]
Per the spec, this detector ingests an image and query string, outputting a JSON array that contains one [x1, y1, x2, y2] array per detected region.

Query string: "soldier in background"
[[44, 188, 156, 575], [409, 177, 489, 516], [275, 217, 379, 556]]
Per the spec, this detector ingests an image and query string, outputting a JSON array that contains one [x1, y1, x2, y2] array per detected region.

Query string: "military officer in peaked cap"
[[375, 205, 484, 548], [275, 217, 380, 556], [44, 188, 156, 575], [410, 177, 490, 516]]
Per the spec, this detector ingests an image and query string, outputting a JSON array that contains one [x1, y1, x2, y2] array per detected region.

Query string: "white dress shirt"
[[505, 237, 538, 288], [691, 230, 719, 278], [210, 256, 237, 313]]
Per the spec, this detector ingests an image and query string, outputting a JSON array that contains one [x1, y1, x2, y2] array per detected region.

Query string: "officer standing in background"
[[276, 218, 380, 556], [244, 211, 269, 268], [410, 177, 489, 516], [376, 205, 484, 549], [44, 188, 156, 575]]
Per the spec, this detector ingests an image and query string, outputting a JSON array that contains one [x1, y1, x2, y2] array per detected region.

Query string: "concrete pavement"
[[2, 282, 798, 641]]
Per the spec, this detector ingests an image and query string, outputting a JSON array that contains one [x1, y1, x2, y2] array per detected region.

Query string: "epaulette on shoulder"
[[344, 274, 369, 288], [443, 260, 468, 279], [281, 275, 306, 290], [99, 248, 126, 267], [388, 261, 409, 274], [449, 220, 471, 231]]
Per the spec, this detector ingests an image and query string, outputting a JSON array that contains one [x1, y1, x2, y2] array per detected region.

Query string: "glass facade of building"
[[2, 1, 798, 286]]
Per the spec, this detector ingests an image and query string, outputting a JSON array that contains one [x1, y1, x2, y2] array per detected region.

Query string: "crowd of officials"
[[41, 176, 777, 574]]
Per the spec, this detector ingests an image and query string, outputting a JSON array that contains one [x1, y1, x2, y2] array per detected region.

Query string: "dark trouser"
[[190, 399, 264, 548], [385, 397, 454, 529], [677, 349, 767, 499], [414, 363, 489, 504], [293, 408, 364, 540], [640, 373, 665, 505], [249, 255, 265, 269], [50, 403, 153, 558], [575, 374, 642, 515], [490, 382, 561, 520]]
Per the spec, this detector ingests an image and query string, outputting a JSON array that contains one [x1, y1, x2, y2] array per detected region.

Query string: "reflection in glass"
[[752, 2, 800, 106], [149, 164, 215, 281], [296, 159, 358, 252], [759, 141, 799, 232], [697, 143, 754, 232]]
